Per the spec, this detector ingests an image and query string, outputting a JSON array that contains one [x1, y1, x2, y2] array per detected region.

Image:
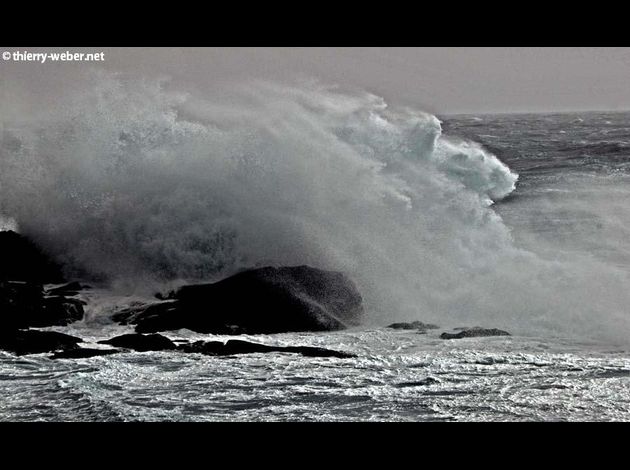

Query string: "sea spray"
[[2, 73, 630, 342]]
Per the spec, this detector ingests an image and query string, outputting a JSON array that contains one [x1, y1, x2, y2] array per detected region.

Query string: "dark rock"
[[440, 327, 511, 340], [115, 265, 364, 335], [280, 345, 356, 359], [1, 281, 45, 329], [396, 377, 440, 387], [0, 281, 84, 328], [178, 339, 356, 359], [51, 348, 120, 359], [0, 231, 83, 328], [0, 329, 82, 355], [38, 296, 85, 326], [98, 333, 176, 352], [46, 282, 84, 296], [113, 301, 184, 333], [154, 291, 175, 301], [387, 321, 439, 331], [0, 230, 64, 283]]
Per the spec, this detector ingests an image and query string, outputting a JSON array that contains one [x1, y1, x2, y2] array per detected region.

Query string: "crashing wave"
[[3, 73, 630, 342]]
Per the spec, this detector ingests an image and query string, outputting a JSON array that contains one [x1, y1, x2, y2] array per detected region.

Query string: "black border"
[[4, 5, 629, 46]]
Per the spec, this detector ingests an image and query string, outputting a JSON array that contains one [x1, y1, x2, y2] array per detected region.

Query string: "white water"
[[2, 328, 630, 422], [2, 73, 630, 343]]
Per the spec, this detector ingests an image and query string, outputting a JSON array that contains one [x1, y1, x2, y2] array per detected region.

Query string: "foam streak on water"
[[1, 330, 629, 422]]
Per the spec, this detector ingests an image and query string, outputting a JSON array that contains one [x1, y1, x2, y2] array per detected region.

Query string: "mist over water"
[[2, 73, 630, 342]]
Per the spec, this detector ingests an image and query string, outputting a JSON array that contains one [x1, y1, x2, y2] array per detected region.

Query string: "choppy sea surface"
[[2, 327, 630, 421], [2, 111, 630, 422]]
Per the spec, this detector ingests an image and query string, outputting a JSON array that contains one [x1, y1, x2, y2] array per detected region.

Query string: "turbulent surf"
[[2, 75, 630, 421]]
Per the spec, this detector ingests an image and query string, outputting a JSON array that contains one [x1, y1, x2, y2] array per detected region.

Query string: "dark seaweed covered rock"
[[98, 333, 176, 352], [0, 329, 82, 355], [114, 265, 364, 335], [440, 327, 511, 340], [178, 339, 356, 358], [0, 230, 64, 283]]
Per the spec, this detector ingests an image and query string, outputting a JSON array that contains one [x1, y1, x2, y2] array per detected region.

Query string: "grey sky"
[[3, 47, 630, 115]]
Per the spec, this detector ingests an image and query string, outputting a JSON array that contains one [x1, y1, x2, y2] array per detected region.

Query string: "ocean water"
[[1, 79, 630, 421]]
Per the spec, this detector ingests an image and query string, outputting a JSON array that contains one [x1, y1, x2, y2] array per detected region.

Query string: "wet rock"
[[440, 327, 511, 340], [46, 282, 85, 296], [396, 377, 440, 387], [115, 265, 364, 335], [0, 230, 64, 283], [38, 296, 85, 326], [178, 339, 356, 359], [0, 329, 82, 355], [387, 321, 439, 331], [98, 333, 176, 352], [1, 281, 46, 329], [113, 301, 183, 333], [51, 348, 120, 359], [0, 231, 83, 328], [0, 281, 85, 328]]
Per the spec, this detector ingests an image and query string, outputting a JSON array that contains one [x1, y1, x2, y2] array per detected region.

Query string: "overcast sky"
[[3, 47, 630, 115]]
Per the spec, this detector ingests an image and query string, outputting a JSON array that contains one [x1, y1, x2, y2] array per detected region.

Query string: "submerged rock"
[[98, 333, 176, 352], [115, 265, 364, 335], [0, 329, 82, 355], [178, 339, 356, 359], [440, 327, 511, 340]]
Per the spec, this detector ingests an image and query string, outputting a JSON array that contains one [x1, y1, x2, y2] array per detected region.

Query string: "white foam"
[[2, 73, 630, 343]]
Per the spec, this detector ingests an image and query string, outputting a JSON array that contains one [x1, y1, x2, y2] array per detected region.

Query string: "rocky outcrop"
[[178, 339, 356, 358], [46, 282, 86, 297], [2, 332, 356, 360], [0, 230, 63, 284], [440, 327, 511, 340], [98, 333, 176, 352], [1, 281, 46, 329], [114, 265, 364, 335], [37, 296, 85, 327], [0, 231, 84, 328], [0, 281, 84, 328], [0, 329, 82, 355]]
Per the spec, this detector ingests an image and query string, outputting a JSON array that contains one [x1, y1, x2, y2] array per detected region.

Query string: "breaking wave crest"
[[2, 73, 630, 342]]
